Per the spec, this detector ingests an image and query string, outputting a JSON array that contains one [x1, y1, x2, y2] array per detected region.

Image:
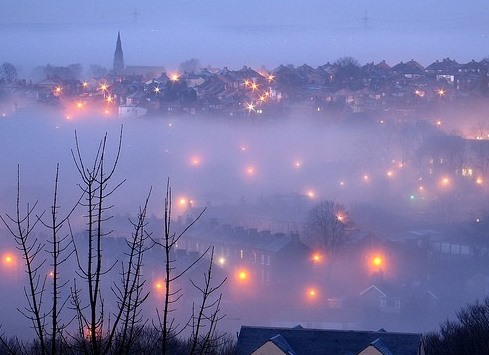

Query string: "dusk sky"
[[1, 1, 489, 75]]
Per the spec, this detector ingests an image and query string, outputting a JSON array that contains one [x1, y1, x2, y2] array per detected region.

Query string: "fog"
[[2, 103, 489, 341], [2, 0, 489, 76], [2, 1, 489, 349]]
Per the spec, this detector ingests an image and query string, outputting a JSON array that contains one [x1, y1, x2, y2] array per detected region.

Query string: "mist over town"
[[1, 2, 489, 354]]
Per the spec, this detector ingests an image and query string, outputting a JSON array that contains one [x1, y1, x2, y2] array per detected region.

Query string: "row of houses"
[[1, 56, 488, 119]]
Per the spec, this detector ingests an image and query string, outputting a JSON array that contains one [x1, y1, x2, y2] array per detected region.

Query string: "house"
[[359, 285, 402, 314], [391, 60, 424, 79], [424, 58, 460, 84], [237, 325, 424, 355], [178, 225, 311, 286]]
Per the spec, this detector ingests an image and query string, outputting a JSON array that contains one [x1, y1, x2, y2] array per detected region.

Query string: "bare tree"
[[303, 200, 353, 259], [37, 164, 78, 355], [0, 62, 18, 83], [187, 248, 227, 355], [179, 58, 200, 74], [70, 128, 125, 354], [153, 180, 229, 355], [1, 130, 229, 354], [105, 190, 152, 355], [0, 167, 48, 355]]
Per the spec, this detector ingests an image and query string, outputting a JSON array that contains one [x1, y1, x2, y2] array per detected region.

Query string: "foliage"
[[424, 296, 489, 355]]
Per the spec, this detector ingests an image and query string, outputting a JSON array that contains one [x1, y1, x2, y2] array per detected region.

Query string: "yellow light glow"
[[386, 170, 393, 177], [306, 287, 318, 299], [82, 81, 89, 88], [2, 253, 16, 270], [237, 270, 248, 282], [100, 84, 108, 91], [373, 256, 382, 267], [437, 89, 445, 97], [76, 102, 83, 109], [250, 82, 258, 91], [267, 74, 275, 82], [311, 252, 322, 264], [476, 177, 483, 185], [218, 257, 226, 265], [171, 73, 179, 82]]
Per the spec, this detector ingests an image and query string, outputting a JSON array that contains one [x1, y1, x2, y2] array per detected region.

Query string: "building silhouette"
[[113, 31, 125, 73]]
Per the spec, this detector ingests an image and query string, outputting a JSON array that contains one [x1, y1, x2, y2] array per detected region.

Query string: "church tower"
[[113, 31, 125, 73]]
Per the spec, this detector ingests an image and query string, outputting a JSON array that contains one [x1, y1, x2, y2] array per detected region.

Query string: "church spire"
[[113, 31, 125, 73]]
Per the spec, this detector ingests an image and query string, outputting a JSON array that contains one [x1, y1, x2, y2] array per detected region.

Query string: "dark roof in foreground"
[[237, 325, 422, 355]]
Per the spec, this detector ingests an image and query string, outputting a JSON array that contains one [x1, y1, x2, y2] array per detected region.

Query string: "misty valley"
[[2, 99, 489, 353]]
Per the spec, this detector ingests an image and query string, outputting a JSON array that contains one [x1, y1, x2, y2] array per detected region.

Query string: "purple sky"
[[1, 1, 489, 76]]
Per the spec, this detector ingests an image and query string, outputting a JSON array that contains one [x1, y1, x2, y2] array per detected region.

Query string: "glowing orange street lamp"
[[306, 287, 319, 301], [3, 254, 14, 266], [308, 288, 317, 297], [170, 73, 179, 82], [372, 256, 383, 267], [311, 252, 323, 265], [235, 269, 250, 284]]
